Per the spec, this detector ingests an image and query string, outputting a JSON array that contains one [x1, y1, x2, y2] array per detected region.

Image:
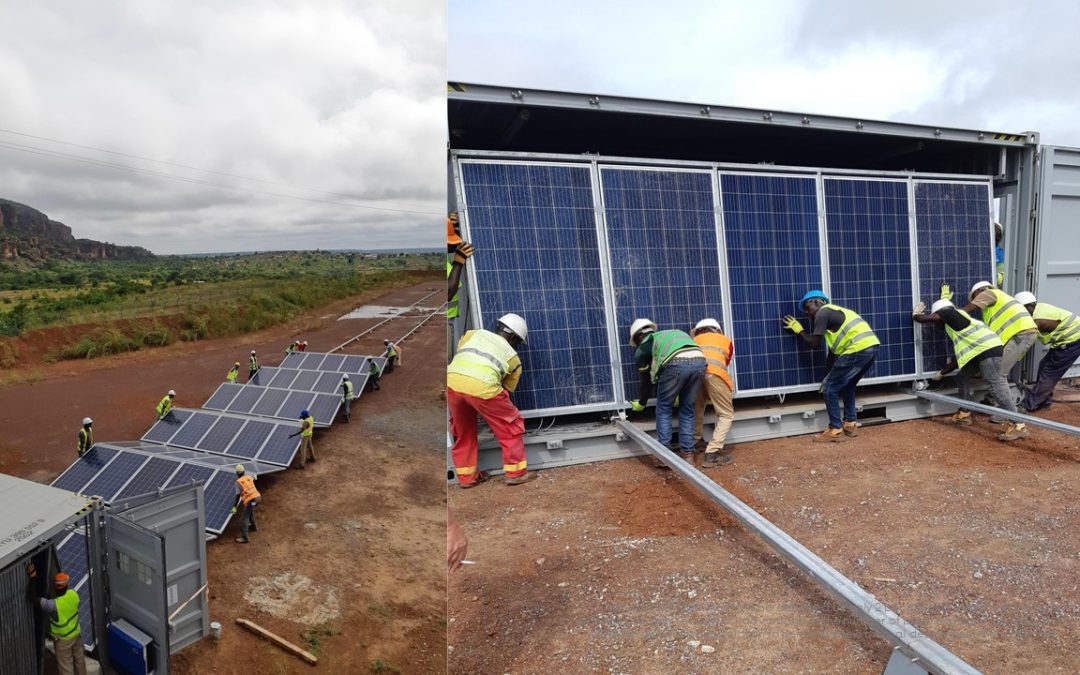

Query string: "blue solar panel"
[[197, 416, 246, 453], [166, 463, 216, 490], [914, 182, 994, 371], [143, 410, 191, 443], [82, 452, 148, 501], [824, 178, 915, 378], [257, 425, 300, 466], [721, 173, 828, 392], [170, 412, 216, 448], [281, 391, 315, 419], [307, 394, 342, 426], [281, 352, 306, 368], [251, 388, 289, 416], [200, 471, 237, 534], [55, 532, 95, 648], [601, 167, 725, 400], [460, 161, 615, 413], [321, 354, 346, 371], [315, 371, 345, 393], [291, 370, 320, 390], [114, 456, 182, 501], [228, 420, 275, 459], [341, 355, 366, 372], [204, 383, 242, 409], [248, 369, 271, 386], [226, 386, 265, 413], [269, 369, 298, 388], [298, 353, 326, 369], [52, 445, 118, 492]]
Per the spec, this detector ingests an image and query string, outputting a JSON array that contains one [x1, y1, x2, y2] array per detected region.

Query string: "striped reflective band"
[[1049, 313, 1080, 348], [503, 460, 527, 473], [455, 465, 478, 476], [456, 347, 507, 377], [984, 297, 1021, 326], [954, 326, 998, 360]]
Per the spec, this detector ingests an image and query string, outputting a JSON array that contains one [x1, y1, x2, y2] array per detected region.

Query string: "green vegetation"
[[302, 622, 341, 656], [369, 659, 401, 674]]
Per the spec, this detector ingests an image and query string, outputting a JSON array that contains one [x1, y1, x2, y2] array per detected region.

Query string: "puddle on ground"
[[338, 305, 439, 320]]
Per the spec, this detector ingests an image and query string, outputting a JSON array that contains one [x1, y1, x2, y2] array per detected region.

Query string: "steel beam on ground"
[[914, 389, 1080, 437], [614, 418, 981, 675]]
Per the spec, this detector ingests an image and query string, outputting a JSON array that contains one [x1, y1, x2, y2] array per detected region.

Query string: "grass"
[[301, 622, 340, 656], [0, 369, 44, 387], [368, 604, 394, 620], [370, 659, 401, 674]]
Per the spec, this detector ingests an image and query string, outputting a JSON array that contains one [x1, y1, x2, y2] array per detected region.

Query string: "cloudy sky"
[[450, 0, 1080, 146], [0, 1, 444, 254]]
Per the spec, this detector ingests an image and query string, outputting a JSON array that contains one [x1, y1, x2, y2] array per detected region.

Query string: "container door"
[[1033, 145, 1080, 378], [105, 515, 169, 675]]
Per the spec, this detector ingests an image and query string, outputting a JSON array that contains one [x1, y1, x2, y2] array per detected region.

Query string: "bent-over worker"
[[156, 390, 176, 421], [1014, 291, 1080, 412], [226, 362, 240, 382], [691, 319, 735, 466], [959, 281, 1038, 396]]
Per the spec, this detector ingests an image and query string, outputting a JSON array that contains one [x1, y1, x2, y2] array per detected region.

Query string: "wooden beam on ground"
[[235, 618, 318, 665]]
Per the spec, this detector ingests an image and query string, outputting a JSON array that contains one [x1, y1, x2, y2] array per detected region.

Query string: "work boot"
[[842, 420, 859, 437], [703, 452, 732, 467], [693, 439, 707, 451], [989, 415, 1007, 424], [458, 472, 487, 489], [998, 423, 1029, 441], [814, 427, 846, 443], [235, 537, 250, 544], [677, 451, 695, 465], [504, 471, 538, 486], [945, 411, 973, 426]]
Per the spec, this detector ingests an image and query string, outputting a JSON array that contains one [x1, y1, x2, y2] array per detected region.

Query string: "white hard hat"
[[629, 318, 657, 345], [497, 313, 528, 342], [302, 341, 307, 345], [82, 417, 93, 426], [1014, 291, 1037, 306], [969, 281, 992, 299], [167, 389, 176, 396], [931, 299, 953, 314], [342, 374, 349, 380], [693, 318, 722, 334], [251, 350, 256, 354], [235, 464, 245, 474]]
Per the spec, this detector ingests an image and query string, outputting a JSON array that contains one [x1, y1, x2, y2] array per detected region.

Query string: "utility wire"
[[0, 137, 440, 216]]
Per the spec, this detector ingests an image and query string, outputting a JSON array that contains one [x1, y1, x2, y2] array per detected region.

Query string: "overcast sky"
[[450, 0, 1080, 146], [0, 1, 444, 255]]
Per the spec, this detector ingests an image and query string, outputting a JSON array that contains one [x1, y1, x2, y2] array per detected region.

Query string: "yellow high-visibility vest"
[[821, 304, 880, 356], [945, 309, 1002, 367]]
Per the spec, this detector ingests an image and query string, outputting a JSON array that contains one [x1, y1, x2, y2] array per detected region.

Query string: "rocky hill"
[[0, 198, 153, 262]]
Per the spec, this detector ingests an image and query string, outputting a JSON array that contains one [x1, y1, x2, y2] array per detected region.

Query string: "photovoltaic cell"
[[824, 178, 915, 378], [280, 352, 306, 368], [341, 355, 366, 372], [258, 425, 301, 466], [196, 416, 246, 453], [228, 420, 275, 459], [227, 386, 265, 413], [114, 456, 182, 501], [55, 532, 95, 648], [307, 394, 342, 426], [82, 452, 148, 501], [169, 412, 217, 448], [202, 471, 238, 533], [251, 388, 289, 417], [143, 410, 192, 443], [204, 383, 242, 409], [269, 369, 298, 389], [721, 173, 828, 392], [315, 371, 346, 393], [291, 370, 320, 391], [281, 391, 316, 419], [166, 463, 216, 491], [248, 369, 272, 386], [460, 161, 615, 413], [914, 182, 993, 371], [601, 167, 725, 400], [299, 353, 326, 369], [52, 445, 118, 492], [321, 354, 346, 371]]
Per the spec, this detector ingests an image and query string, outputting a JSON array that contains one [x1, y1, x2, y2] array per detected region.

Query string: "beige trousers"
[[297, 436, 315, 467], [54, 634, 87, 675], [693, 374, 734, 453]]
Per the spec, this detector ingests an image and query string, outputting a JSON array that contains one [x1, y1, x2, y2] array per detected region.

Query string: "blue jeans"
[[821, 346, 877, 429], [655, 357, 706, 451], [1023, 340, 1080, 411]]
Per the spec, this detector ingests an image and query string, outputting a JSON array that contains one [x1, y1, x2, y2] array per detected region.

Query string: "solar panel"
[[251, 388, 289, 417], [721, 173, 828, 393], [204, 383, 242, 409], [307, 394, 342, 427], [298, 352, 325, 369], [460, 160, 616, 414], [201, 471, 238, 533], [55, 531, 95, 649], [166, 463, 216, 491], [143, 409, 192, 443], [321, 354, 346, 371], [82, 452, 148, 501], [269, 369, 298, 388], [196, 416, 246, 453], [341, 355, 366, 372], [114, 456, 182, 501], [824, 178, 915, 379], [169, 412, 217, 448], [226, 386, 265, 413], [915, 181, 994, 372], [315, 371, 346, 394], [248, 369, 271, 386], [280, 391, 316, 420], [227, 420, 274, 459], [291, 370, 320, 390], [52, 445, 118, 492], [601, 166, 725, 401], [257, 425, 301, 466], [280, 352, 306, 368]]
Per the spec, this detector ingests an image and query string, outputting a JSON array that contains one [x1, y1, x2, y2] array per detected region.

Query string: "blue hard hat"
[[800, 290, 829, 305], [300, 409, 310, 418]]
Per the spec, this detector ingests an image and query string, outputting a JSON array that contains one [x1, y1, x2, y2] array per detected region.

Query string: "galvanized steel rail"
[[330, 288, 442, 353], [913, 389, 1080, 437], [614, 418, 982, 675]]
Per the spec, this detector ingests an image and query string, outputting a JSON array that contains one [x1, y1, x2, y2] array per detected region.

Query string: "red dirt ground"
[[448, 399, 1080, 674], [1, 274, 448, 675]]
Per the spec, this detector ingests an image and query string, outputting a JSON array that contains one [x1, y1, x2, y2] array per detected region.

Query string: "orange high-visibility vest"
[[693, 332, 734, 390], [236, 475, 260, 505]]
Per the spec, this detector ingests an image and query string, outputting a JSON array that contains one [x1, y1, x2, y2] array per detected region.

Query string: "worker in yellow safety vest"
[[447, 313, 535, 488], [913, 299, 1028, 441], [383, 339, 400, 371], [231, 464, 261, 544], [27, 565, 87, 675], [77, 418, 93, 457], [248, 350, 260, 382], [1014, 291, 1080, 412], [447, 212, 475, 361], [156, 390, 176, 420], [691, 319, 735, 467], [288, 409, 316, 468], [340, 374, 355, 423], [782, 291, 880, 442], [226, 362, 240, 382], [954, 281, 1038, 402]]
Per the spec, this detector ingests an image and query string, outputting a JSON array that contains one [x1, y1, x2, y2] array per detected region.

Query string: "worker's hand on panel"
[[912, 301, 925, 316], [230, 507, 237, 514], [453, 242, 475, 264], [939, 283, 953, 301], [629, 400, 646, 412], [931, 370, 945, 381], [26, 562, 36, 578], [782, 315, 803, 334]]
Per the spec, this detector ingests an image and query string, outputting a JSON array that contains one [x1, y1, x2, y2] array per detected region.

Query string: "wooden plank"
[[235, 617, 318, 665]]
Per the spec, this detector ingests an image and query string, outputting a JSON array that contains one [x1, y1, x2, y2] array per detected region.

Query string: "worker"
[[248, 350, 259, 381], [384, 339, 400, 371], [27, 565, 87, 675], [447, 313, 535, 487], [367, 358, 382, 391], [284, 341, 297, 356], [77, 418, 93, 457], [1014, 292, 1080, 412], [156, 390, 176, 420], [300, 340, 308, 352], [995, 222, 1005, 287], [628, 318, 706, 461], [447, 212, 475, 361], [289, 409, 316, 468], [226, 362, 240, 382], [781, 291, 880, 442], [955, 281, 1038, 400], [691, 319, 735, 466], [231, 464, 260, 544], [341, 374, 355, 422], [913, 299, 1029, 441]]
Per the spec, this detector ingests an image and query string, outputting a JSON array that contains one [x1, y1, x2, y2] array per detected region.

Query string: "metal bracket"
[[545, 439, 564, 450], [801, 410, 815, 419], [768, 414, 782, 424], [882, 649, 930, 675]]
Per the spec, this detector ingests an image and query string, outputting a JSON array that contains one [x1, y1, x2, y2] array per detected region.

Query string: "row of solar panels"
[[280, 351, 386, 373], [203, 382, 343, 426]]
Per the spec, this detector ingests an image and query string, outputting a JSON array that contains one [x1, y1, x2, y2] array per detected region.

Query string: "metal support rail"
[[330, 289, 442, 353], [614, 419, 981, 675], [375, 304, 447, 359], [913, 389, 1080, 437]]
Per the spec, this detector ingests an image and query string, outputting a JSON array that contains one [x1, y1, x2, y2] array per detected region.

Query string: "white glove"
[[913, 301, 925, 316], [931, 370, 944, 381]]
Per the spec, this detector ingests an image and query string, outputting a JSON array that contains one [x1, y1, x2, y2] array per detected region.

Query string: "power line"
[[0, 139, 441, 216]]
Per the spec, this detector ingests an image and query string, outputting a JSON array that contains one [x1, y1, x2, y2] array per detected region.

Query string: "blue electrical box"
[[107, 619, 156, 675]]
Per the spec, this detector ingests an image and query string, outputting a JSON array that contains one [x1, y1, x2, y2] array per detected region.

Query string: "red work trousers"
[[448, 388, 527, 485]]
